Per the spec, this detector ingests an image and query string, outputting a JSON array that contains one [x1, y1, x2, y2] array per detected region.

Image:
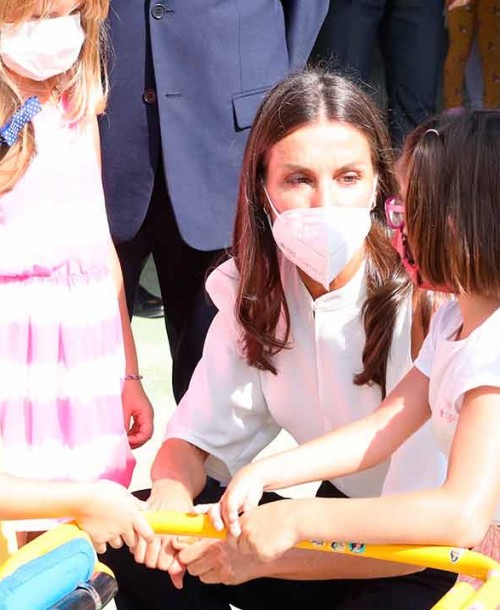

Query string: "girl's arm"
[[109, 244, 154, 448], [216, 367, 431, 534], [0, 474, 154, 553], [93, 118, 154, 449], [236, 386, 500, 561]]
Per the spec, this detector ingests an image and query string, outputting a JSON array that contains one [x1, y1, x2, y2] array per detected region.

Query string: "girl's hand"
[[122, 379, 154, 449], [75, 480, 154, 554], [236, 500, 302, 563], [213, 464, 267, 537]]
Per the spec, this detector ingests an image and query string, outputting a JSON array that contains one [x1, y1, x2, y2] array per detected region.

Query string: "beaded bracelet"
[[125, 373, 143, 381]]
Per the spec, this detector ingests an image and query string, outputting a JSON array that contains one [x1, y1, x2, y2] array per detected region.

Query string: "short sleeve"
[[448, 312, 500, 411], [165, 259, 281, 484]]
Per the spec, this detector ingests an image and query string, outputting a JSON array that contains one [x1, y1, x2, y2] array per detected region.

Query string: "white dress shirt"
[[167, 256, 446, 498]]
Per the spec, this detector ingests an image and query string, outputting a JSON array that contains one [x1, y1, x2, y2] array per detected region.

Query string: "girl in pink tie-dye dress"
[[0, 0, 154, 539]]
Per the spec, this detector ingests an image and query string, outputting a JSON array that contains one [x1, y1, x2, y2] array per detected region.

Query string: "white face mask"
[[263, 180, 377, 290], [0, 13, 85, 82]]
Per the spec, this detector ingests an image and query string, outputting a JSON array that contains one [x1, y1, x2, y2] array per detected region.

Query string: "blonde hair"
[[0, 0, 110, 192]]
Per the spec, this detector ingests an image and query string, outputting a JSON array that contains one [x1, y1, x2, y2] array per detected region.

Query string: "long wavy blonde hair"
[[0, 0, 109, 192]]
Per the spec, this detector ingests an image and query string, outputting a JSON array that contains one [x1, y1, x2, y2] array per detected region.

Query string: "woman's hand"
[[209, 464, 267, 537], [75, 480, 154, 554], [122, 380, 154, 449], [132, 479, 194, 589], [175, 536, 264, 585]]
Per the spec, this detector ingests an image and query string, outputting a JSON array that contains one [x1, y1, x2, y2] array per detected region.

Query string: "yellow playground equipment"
[[0, 523, 117, 610], [0, 510, 498, 609]]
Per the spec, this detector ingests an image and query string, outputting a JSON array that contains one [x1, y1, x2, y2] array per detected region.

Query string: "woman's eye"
[[338, 173, 360, 185], [285, 174, 312, 186]]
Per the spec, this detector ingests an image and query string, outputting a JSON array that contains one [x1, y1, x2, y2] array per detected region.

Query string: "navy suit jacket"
[[99, 0, 328, 250]]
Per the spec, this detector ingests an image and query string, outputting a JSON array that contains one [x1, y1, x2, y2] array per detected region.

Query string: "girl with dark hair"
[[214, 110, 500, 594], [104, 69, 453, 609]]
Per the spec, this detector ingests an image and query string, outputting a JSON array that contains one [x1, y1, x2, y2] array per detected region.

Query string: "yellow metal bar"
[[145, 510, 500, 583], [431, 582, 476, 610], [146, 510, 500, 609], [1, 513, 498, 610], [294, 540, 497, 581], [146, 510, 225, 540], [459, 575, 500, 610]]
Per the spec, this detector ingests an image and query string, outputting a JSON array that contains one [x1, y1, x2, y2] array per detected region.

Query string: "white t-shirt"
[[415, 300, 500, 524], [166, 257, 446, 499]]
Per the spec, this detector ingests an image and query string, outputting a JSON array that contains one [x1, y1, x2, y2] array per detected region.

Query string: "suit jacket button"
[[151, 4, 165, 19], [143, 89, 157, 105]]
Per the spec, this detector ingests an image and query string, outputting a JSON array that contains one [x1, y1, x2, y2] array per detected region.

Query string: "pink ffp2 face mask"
[[263, 182, 376, 290]]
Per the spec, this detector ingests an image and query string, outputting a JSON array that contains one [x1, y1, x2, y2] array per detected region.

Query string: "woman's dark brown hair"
[[404, 110, 500, 301], [233, 67, 411, 396]]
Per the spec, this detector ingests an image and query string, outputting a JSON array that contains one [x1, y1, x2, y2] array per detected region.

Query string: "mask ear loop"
[[369, 176, 379, 211], [260, 181, 281, 218]]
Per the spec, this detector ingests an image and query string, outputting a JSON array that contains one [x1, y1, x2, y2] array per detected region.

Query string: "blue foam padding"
[[0, 538, 95, 610]]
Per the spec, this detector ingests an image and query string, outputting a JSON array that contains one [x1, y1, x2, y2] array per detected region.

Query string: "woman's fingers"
[[157, 538, 177, 572], [143, 536, 163, 568], [220, 491, 243, 536], [133, 536, 148, 564], [208, 502, 225, 532], [243, 486, 262, 515]]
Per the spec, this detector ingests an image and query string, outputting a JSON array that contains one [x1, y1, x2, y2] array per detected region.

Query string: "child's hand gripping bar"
[[145, 510, 500, 610]]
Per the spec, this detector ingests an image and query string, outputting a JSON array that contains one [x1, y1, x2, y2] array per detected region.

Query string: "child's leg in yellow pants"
[[443, 3, 475, 109], [477, 0, 500, 108]]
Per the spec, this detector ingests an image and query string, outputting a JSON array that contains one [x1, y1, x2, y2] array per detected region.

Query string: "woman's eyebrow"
[[280, 161, 370, 171], [335, 162, 371, 172], [281, 163, 309, 171]]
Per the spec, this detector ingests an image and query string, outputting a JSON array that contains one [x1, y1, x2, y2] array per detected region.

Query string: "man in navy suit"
[[312, 0, 445, 147], [100, 1, 328, 403]]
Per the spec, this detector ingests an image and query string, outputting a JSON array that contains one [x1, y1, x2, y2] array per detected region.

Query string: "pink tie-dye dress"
[[0, 102, 135, 530]]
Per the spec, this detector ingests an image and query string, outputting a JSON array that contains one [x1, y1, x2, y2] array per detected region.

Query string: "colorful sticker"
[[348, 543, 366, 554], [449, 548, 464, 564], [330, 542, 345, 552], [310, 539, 325, 548]]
